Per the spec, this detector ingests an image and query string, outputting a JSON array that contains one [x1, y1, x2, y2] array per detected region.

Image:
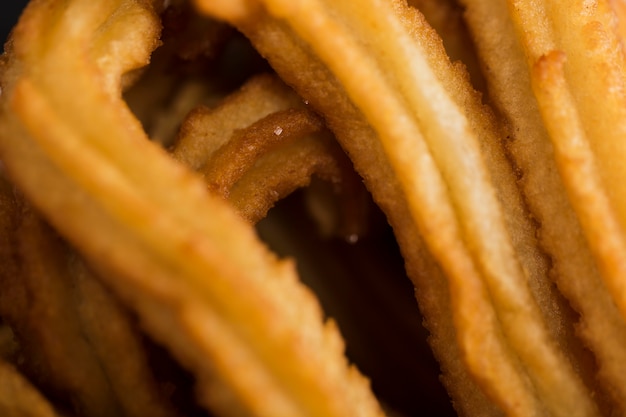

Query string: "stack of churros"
[[1, 0, 626, 416]]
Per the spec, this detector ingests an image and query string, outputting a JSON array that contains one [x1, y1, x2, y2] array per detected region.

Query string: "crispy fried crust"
[[0, 1, 386, 416], [460, 0, 626, 412], [172, 74, 359, 223], [193, 0, 603, 415], [4, 0, 626, 415]]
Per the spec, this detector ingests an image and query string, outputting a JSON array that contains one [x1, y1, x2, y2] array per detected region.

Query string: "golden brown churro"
[[2, 0, 626, 416]]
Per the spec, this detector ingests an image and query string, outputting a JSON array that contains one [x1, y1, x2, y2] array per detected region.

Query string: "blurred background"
[[2, 1, 28, 45]]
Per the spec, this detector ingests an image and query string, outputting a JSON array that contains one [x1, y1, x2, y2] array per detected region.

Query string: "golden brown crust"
[[0, 1, 386, 416], [4, 0, 626, 415], [201, 1, 600, 415], [460, 0, 626, 412]]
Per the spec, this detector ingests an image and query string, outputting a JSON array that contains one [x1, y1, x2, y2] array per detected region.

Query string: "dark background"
[[2, 1, 29, 46]]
